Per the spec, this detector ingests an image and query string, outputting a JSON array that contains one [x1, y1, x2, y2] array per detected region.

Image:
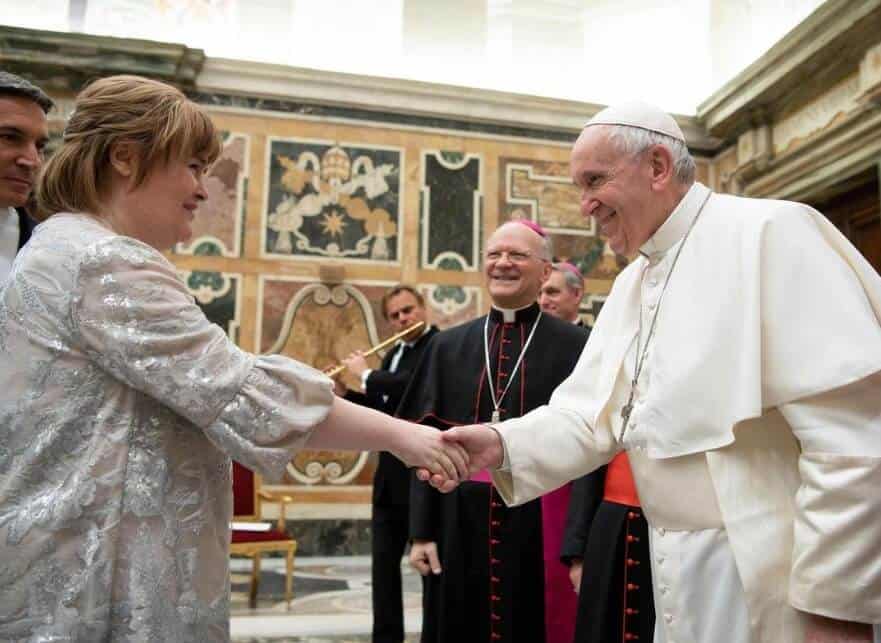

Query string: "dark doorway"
[[807, 166, 881, 274]]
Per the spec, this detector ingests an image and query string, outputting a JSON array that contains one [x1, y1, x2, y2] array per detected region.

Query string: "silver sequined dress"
[[0, 213, 335, 642]]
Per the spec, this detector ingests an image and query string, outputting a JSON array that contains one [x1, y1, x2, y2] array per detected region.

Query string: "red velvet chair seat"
[[231, 529, 293, 544], [230, 461, 298, 608]]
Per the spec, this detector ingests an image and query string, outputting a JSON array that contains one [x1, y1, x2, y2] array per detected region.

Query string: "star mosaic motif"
[[320, 210, 348, 238]]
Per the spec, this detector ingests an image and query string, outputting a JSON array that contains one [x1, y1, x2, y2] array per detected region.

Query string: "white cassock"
[[492, 182, 881, 643]]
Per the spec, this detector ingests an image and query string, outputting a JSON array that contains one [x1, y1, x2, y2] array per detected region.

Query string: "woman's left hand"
[[391, 424, 470, 483]]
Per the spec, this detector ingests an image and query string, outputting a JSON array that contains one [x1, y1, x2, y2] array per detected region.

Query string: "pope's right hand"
[[390, 423, 469, 483], [410, 539, 442, 576], [416, 424, 504, 492]]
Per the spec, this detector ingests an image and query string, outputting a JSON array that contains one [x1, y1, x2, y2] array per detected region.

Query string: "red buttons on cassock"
[[626, 608, 640, 615], [626, 558, 640, 567], [626, 535, 640, 543], [626, 583, 639, 591], [624, 633, 639, 640]]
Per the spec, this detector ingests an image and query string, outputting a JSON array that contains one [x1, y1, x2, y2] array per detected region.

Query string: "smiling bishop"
[[398, 220, 590, 643]]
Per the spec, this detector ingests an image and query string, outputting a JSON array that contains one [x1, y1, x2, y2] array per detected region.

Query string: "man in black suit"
[[0, 72, 52, 282], [335, 285, 438, 643]]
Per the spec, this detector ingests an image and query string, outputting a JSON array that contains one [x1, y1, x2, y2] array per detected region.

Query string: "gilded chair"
[[230, 461, 298, 608]]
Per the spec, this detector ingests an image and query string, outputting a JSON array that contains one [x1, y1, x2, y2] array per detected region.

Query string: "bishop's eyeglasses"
[[485, 250, 545, 264]]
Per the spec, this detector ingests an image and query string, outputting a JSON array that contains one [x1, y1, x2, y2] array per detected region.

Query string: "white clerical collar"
[[640, 182, 710, 258], [492, 303, 534, 323]]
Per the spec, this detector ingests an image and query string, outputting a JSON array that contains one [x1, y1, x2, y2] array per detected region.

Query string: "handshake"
[[390, 423, 506, 493]]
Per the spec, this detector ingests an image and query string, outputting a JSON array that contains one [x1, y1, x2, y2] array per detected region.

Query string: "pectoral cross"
[[491, 409, 500, 423], [620, 389, 635, 435]]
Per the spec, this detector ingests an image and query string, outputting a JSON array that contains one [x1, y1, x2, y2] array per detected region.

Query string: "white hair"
[[551, 264, 583, 292], [604, 125, 696, 185]]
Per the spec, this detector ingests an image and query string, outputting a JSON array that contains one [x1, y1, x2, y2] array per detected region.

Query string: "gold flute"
[[323, 321, 426, 378]]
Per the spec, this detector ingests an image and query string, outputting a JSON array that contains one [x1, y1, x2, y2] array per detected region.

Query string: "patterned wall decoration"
[[263, 138, 403, 263], [580, 294, 608, 330], [499, 157, 627, 281], [181, 270, 242, 342], [175, 132, 249, 257], [420, 284, 483, 329], [420, 151, 482, 271], [258, 278, 407, 486]]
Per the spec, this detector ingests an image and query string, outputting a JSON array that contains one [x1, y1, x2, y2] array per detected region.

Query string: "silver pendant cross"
[[620, 388, 636, 430]]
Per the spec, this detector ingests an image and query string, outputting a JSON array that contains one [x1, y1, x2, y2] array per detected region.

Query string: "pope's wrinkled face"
[[539, 270, 582, 322], [484, 223, 551, 309], [570, 126, 663, 256], [0, 96, 49, 209]]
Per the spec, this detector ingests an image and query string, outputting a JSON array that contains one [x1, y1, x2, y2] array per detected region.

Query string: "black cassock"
[[398, 303, 588, 643], [560, 468, 655, 643]]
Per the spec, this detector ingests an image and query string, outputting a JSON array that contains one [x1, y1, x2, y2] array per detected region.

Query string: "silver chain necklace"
[[620, 190, 713, 437], [483, 310, 542, 423]]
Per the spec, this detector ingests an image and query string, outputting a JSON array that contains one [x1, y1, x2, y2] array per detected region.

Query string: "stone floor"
[[230, 555, 421, 642]]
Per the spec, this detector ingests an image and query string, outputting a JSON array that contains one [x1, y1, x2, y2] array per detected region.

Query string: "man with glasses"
[[429, 102, 881, 643], [0, 72, 52, 282], [399, 221, 588, 643]]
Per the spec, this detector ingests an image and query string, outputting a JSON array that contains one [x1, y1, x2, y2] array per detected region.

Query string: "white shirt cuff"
[[360, 369, 372, 393], [488, 425, 512, 471]]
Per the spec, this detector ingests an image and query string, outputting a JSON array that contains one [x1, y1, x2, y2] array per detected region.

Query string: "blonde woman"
[[0, 75, 466, 642]]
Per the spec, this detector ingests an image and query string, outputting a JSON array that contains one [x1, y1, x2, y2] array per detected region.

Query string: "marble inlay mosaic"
[[579, 293, 608, 330], [181, 270, 242, 341], [499, 157, 627, 280], [175, 131, 249, 257], [263, 139, 403, 263], [419, 284, 482, 329], [260, 279, 402, 486], [419, 150, 482, 271]]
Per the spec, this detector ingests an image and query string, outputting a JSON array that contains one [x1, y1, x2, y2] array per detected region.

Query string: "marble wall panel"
[[419, 284, 483, 329], [503, 158, 591, 234], [420, 151, 482, 271], [499, 156, 626, 283], [175, 132, 248, 257], [258, 278, 409, 486], [181, 270, 242, 341], [263, 138, 403, 264], [579, 293, 608, 330]]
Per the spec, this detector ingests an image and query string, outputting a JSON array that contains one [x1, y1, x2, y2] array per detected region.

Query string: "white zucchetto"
[[584, 101, 686, 143]]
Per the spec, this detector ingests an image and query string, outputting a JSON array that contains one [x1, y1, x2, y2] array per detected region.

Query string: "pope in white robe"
[[427, 103, 881, 643]]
